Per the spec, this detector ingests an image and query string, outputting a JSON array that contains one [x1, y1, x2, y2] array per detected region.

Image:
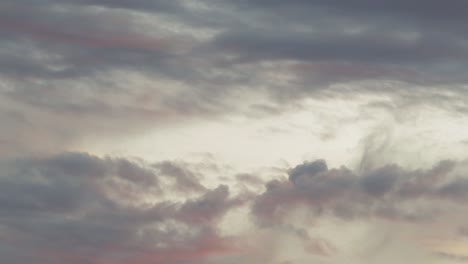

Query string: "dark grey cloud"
[[207, 0, 468, 107], [0, 151, 467, 263], [0, 3, 182, 79], [0, 152, 248, 264], [361, 165, 400, 196], [0, 152, 158, 216], [0, 1, 199, 157], [236, 0, 468, 26], [239, 0, 467, 38], [437, 178, 468, 201], [214, 29, 465, 64], [67, 0, 185, 12], [252, 159, 463, 226], [288, 159, 328, 184], [2, 0, 468, 153]]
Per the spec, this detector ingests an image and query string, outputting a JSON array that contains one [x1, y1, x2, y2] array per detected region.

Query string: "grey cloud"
[[235, 173, 264, 187], [214, 29, 465, 64], [0, 6, 179, 79], [2, 0, 468, 142], [154, 161, 207, 193], [0, 1, 244, 157], [459, 227, 468, 236], [0, 3, 189, 157], [1, 152, 467, 263], [210, 25, 468, 100], [236, 0, 468, 26], [68, 0, 185, 12], [361, 165, 400, 196], [252, 159, 464, 225], [0, 152, 158, 216], [195, 0, 468, 117], [437, 178, 468, 201], [288, 159, 328, 184], [177, 185, 233, 223], [435, 252, 468, 262], [0, 152, 247, 264]]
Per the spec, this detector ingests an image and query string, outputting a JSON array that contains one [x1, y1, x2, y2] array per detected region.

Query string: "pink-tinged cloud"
[[292, 62, 420, 81], [38, 232, 240, 264], [124, 235, 240, 264], [0, 18, 171, 52], [304, 239, 337, 257]]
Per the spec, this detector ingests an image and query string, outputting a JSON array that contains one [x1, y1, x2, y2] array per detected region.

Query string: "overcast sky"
[[2, 1, 468, 263]]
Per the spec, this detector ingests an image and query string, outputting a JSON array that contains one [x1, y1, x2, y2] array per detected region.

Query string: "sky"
[[2, 1, 468, 263]]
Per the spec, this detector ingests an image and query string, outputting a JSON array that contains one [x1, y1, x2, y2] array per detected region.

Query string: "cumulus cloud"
[[0, 152, 249, 264], [1, 152, 467, 263], [252, 159, 461, 225]]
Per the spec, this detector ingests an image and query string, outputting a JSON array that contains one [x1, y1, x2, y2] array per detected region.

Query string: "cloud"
[[436, 252, 468, 262], [252, 159, 461, 225], [2, 0, 468, 159], [214, 29, 465, 65], [0, 152, 251, 264], [2, 0, 468, 110], [1, 151, 467, 263], [288, 159, 328, 184], [2, 1, 468, 263], [153, 161, 207, 193], [236, 0, 468, 27]]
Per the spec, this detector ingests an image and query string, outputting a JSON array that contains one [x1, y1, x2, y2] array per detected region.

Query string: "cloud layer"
[[3, 0, 468, 157]]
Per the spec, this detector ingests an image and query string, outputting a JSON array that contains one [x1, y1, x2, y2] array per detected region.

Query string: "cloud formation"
[[3, 0, 468, 158], [3, 1, 468, 263], [0, 152, 249, 264], [0, 152, 467, 263], [253, 159, 461, 225]]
